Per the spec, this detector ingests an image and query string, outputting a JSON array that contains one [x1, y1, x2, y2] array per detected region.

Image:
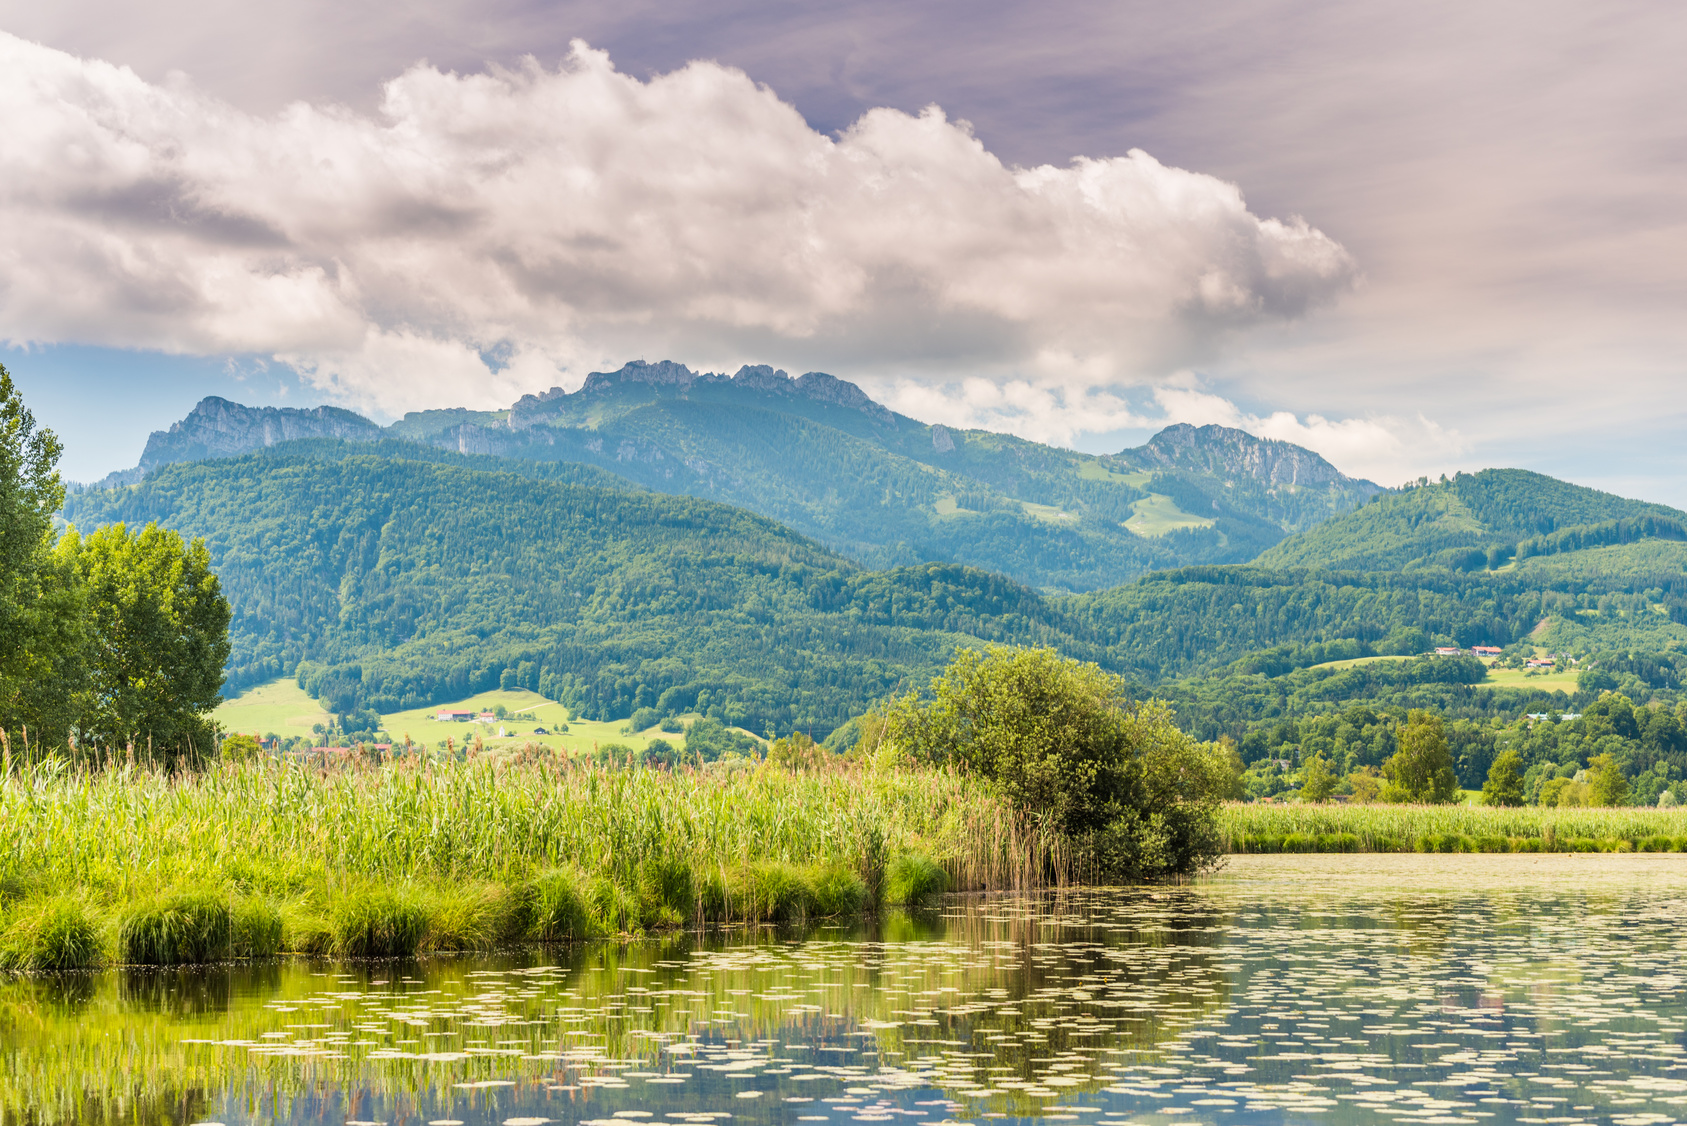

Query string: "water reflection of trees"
[[1, 893, 1239, 1123]]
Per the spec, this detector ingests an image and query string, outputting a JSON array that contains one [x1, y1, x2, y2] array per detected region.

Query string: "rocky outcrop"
[[134, 397, 382, 474], [1120, 423, 1365, 489]]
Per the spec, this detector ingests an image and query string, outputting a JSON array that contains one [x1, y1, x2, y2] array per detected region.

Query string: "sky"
[[0, 1, 1683, 498]]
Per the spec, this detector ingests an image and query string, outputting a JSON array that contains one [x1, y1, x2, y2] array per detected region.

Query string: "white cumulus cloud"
[[0, 32, 1357, 417]]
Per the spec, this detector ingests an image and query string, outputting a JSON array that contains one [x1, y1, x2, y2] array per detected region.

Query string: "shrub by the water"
[[887, 646, 1231, 882]]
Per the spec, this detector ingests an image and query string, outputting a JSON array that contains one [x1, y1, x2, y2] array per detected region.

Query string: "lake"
[[5, 854, 1686, 1126]]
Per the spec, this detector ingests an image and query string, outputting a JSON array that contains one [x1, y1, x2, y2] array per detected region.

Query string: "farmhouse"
[[436, 709, 474, 722]]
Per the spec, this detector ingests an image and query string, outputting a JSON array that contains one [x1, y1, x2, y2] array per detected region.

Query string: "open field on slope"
[[1124, 493, 1217, 537], [213, 678, 331, 738]]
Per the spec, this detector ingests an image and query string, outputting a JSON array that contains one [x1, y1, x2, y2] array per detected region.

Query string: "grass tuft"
[[0, 895, 104, 971], [884, 852, 949, 906], [118, 890, 232, 966]]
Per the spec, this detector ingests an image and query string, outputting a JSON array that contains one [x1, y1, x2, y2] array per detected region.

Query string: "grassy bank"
[[0, 756, 1055, 971], [1221, 801, 1687, 854]]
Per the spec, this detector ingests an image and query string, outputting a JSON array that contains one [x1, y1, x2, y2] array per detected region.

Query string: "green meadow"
[[215, 679, 773, 757]]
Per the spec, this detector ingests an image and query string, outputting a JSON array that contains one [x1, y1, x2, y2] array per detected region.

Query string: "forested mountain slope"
[[64, 440, 1687, 736], [1255, 468, 1687, 572], [63, 443, 1105, 735], [107, 361, 1382, 590]]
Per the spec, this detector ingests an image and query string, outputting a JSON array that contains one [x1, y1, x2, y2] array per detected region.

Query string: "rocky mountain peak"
[[1120, 423, 1369, 489], [128, 397, 381, 478]]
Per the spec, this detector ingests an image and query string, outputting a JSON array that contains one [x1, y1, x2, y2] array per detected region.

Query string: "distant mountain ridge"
[[90, 361, 1384, 589]]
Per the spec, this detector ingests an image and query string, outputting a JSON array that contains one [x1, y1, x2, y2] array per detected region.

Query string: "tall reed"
[[0, 754, 1056, 967], [1220, 801, 1687, 853]]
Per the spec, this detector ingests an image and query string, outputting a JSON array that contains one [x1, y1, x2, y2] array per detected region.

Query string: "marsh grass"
[[1222, 801, 1687, 853], [0, 755, 1052, 968]]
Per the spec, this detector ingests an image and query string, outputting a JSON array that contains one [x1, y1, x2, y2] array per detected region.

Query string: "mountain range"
[[103, 361, 1382, 591], [63, 362, 1687, 737]]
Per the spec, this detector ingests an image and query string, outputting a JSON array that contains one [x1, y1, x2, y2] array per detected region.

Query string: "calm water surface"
[[6, 854, 1687, 1126]]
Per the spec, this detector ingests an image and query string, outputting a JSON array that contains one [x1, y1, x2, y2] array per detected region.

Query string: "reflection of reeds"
[[1220, 801, 1687, 852], [0, 758, 1061, 967]]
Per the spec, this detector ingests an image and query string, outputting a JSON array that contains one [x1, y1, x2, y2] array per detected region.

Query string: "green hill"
[[1254, 468, 1687, 572], [109, 362, 1382, 591], [63, 443, 1103, 736]]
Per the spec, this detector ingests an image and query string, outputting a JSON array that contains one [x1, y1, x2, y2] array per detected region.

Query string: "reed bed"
[[0, 754, 1056, 970], [1220, 801, 1687, 854]]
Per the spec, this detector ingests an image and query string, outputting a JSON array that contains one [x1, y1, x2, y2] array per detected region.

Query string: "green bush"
[[423, 882, 515, 951], [0, 896, 104, 970], [119, 890, 232, 965], [884, 853, 949, 906], [889, 646, 1229, 881]]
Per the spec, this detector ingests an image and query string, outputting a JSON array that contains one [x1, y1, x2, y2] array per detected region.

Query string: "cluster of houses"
[[1429, 645, 1560, 668], [436, 709, 497, 723]]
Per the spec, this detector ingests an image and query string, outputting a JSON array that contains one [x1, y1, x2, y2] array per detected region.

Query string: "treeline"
[[0, 368, 229, 763]]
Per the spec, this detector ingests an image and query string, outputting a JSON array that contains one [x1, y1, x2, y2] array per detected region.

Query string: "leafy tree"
[[221, 733, 263, 761], [887, 646, 1229, 880], [1586, 752, 1631, 807], [0, 365, 80, 747], [1299, 751, 1336, 802], [1480, 748, 1525, 806], [1380, 711, 1460, 803], [60, 522, 231, 763]]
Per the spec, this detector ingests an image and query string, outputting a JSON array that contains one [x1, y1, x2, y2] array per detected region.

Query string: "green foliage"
[[1481, 749, 1526, 806], [1587, 752, 1631, 807], [1381, 712, 1461, 803], [1299, 751, 1336, 802], [888, 646, 1228, 879], [221, 733, 262, 761]]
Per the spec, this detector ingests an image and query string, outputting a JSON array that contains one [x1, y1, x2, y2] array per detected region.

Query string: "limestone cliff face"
[[511, 360, 896, 429], [1119, 423, 1361, 488], [135, 397, 382, 473]]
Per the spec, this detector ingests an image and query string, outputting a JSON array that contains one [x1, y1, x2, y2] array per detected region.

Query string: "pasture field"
[[1482, 665, 1581, 693], [1124, 492, 1216, 537], [212, 678, 332, 738]]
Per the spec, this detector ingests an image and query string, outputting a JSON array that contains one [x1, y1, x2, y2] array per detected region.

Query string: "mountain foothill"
[[64, 360, 1687, 749]]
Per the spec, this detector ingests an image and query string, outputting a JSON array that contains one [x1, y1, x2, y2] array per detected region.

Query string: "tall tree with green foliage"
[[886, 646, 1230, 881], [1380, 711, 1461, 804], [1586, 752, 1631, 807], [1480, 748, 1526, 806], [60, 522, 231, 762], [0, 364, 84, 750], [1299, 751, 1336, 802]]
